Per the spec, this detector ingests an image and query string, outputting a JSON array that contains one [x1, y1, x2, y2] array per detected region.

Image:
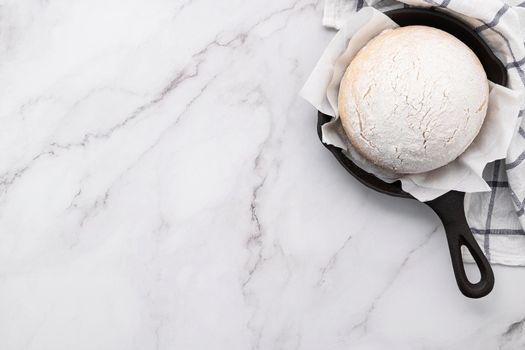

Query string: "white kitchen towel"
[[321, 0, 525, 265]]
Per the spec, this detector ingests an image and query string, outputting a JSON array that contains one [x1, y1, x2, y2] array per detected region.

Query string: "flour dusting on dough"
[[338, 26, 489, 174]]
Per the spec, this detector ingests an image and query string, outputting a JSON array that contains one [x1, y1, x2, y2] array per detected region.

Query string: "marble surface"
[[2, 0, 525, 349]]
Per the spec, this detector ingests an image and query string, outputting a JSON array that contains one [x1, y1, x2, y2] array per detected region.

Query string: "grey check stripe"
[[519, 109, 525, 118], [506, 150, 525, 170], [484, 160, 501, 259], [506, 41, 525, 69], [472, 228, 525, 235], [511, 189, 525, 216], [487, 180, 509, 187], [520, 127, 525, 138], [441, 0, 451, 6], [510, 190, 525, 217], [475, 4, 510, 33], [506, 56, 525, 69]]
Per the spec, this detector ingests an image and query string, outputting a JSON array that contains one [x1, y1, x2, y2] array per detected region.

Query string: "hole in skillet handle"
[[317, 7, 506, 298]]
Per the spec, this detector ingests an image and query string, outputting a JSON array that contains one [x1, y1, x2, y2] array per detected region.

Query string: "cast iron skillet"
[[317, 8, 508, 298]]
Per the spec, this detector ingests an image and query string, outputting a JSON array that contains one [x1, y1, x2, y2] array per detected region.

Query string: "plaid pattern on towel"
[[323, 0, 525, 265]]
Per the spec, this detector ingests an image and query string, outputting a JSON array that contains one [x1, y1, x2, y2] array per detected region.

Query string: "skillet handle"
[[426, 191, 494, 298]]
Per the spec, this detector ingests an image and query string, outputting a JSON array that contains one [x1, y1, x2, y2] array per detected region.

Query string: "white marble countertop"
[[2, 1, 525, 349]]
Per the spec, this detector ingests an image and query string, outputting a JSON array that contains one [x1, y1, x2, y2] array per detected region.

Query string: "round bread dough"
[[338, 25, 489, 174]]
